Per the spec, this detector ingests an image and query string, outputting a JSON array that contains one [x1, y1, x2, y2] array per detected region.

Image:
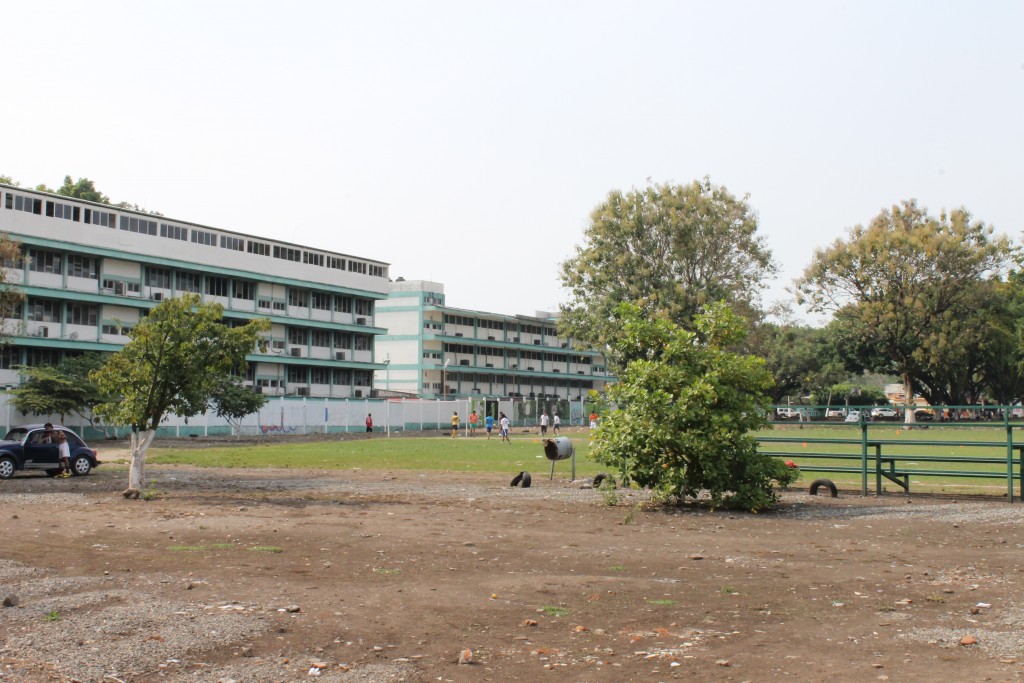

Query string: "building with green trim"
[[0, 183, 388, 398], [374, 279, 610, 400]]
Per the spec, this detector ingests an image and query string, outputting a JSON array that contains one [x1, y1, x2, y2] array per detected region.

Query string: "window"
[[334, 296, 352, 313], [120, 216, 157, 235], [355, 299, 373, 316], [272, 301, 286, 311], [333, 331, 351, 348], [287, 366, 307, 384], [311, 292, 331, 310], [85, 209, 115, 227], [160, 223, 188, 241], [5, 193, 42, 214], [67, 303, 98, 326], [288, 328, 308, 345], [27, 249, 62, 274], [220, 235, 243, 251], [369, 264, 385, 277], [191, 229, 216, 246], [347, 260, 367, 274], [257, 298, 272, 309], [67, 255, 98, 279], [288, 289, 309, 307], [45, 201, 79, 221], [354, 334, 371, 351], [206, 276, 229, 297], [0, 346, 17, 369], [332, 368, 352, 384], [247, 240, 270, 256], [303, 252, 324, 266], [177, 271, 201, 293], [233, 280, 255, 300], [311, 330, 331, 347], [146, 267, 172, 289], [26, 348, 61, 367], [27, 298, 60, 322], [273, 245, 301, 262], [327, 256, 345, 270], [310, 367, 330, 384]]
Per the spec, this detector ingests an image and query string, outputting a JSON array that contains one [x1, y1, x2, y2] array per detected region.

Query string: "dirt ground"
[[4, 448, 1024, 682]]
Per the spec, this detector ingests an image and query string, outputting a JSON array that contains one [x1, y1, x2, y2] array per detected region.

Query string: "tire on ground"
[[809, 478, 838, 497], [593, 473, 610, 488], [510, 471, 532, 488]]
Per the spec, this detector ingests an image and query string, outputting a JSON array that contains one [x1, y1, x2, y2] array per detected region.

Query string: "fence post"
[[1006, 407, 1015, 503], [860, 412, 869, 497]]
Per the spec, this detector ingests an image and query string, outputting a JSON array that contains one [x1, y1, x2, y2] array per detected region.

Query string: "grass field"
[[148, 434, 606, 478]]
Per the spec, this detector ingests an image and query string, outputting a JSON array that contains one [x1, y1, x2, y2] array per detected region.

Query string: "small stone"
[[687, 554, 705, 560], [458, 648, 473, 665], [574, 625, 589, 632], [960, 635, 977, 646], [241, 646, 254, 657], [715, 659, 730, 667], [3, 595, 19, 608], [286, 605, 301, 613], [521, 619, 538, 627], [310, 661, 329, 669]]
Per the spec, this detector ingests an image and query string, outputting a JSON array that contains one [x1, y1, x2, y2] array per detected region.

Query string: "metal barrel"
[[543, 437, 574, 462]]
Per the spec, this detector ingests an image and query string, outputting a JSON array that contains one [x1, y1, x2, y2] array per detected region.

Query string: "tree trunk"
[[124, 429, 157, 498]]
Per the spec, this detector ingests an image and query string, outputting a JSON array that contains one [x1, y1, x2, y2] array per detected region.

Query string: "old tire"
[[71, 456, 92, 476], [593, 473, 610, 488], [0, 456, 15, 480], [809, 478, 838, 497], [510, 471, 532, 488]]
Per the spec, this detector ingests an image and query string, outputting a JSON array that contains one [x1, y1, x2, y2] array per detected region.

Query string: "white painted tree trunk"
[[125, 429, 157, 497]]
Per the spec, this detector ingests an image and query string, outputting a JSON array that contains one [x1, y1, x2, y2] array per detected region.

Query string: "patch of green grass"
[[249, 546, 283, 553], [647, 599, 677, 606], [45, 611, 60, 622], [146, 436, 605, 476], [607, 565, 626, 572], [169, 545, 208, 552], [372, 567, 401, 576], [722, 586, 738, 595], [540, 605, 569, 617]]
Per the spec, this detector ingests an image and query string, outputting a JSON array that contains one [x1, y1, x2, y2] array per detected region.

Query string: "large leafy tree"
[[591, 302, 797, 511], [57, 175, 110, 204], [796, 200, 1015, 417], [977, 276, 1024, 406], [92, 294, 270, 496], [559, 179, 776, 365]]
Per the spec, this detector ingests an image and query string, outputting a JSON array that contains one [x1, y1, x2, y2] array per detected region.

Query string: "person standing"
[[44, 423, 71, 477], [365, 413, 373, 435], [499, 412, 511, 444], [552, 414, 561, 435], [589, 411, 599, 429], [469, 410, 479, 437], [539, 412, 549, 436], [451, 411, 460, 438], [484, 413, 494, 439]]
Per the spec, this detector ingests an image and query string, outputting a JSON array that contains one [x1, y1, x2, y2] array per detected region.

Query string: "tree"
[[8, 354, 111, 427], [559, 178, 776, 366], [591, 303, 797, 511], [57, 176, 110, 204], [796, 200, 1015, 419], [209, 376, 269, 437], [91, 294, 270, 496]]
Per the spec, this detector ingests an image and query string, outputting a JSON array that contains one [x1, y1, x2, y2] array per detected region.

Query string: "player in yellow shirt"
[[451, 411, 460, 438]]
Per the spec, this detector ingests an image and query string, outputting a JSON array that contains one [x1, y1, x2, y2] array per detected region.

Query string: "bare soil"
[[3, 448, 1024, 682]]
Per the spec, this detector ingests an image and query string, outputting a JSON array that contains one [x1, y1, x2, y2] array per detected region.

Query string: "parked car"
[[0, 425, 100, 479], [914, 410, 935, 422], [826, 409, 846, 418], [844, 410, 863, 423], [776, 407, 805, 419], [871, 407, 900, 419]]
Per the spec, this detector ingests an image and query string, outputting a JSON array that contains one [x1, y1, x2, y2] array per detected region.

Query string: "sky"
[[3, 1, 1022, 320]]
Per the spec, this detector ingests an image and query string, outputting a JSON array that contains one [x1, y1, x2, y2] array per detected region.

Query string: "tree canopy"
[[796, 200, 1016, 413], [8, 354, 110, 426], [559, 179, 776, 365], [92, 294, 270, 495], [209, 376, 269, 437], [590, 303, 796, 511], [57, 175, 110, 204]]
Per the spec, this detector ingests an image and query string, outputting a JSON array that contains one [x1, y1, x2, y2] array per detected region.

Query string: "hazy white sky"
[[3, 1, 1022, 319]]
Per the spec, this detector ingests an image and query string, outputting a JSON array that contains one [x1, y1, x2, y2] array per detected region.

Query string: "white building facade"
[[374, 279, 611, 400], [0, 184, 389, 398]]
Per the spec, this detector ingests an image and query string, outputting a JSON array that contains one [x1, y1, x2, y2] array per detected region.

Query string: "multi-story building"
[[0, 184, 389, 398], [374, 279, 610, 400]]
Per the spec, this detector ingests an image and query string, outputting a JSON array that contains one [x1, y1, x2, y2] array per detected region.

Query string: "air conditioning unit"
[[335, 350, 346, 361], [577, 371, 585, 375], [533, 339, 541, 345], [152, 292, 164, 301], [455, 332, 463, 337], [356, 317, 366, 325], [290, 348, 302, 357], [512, 337, 519, 342], [487, 336, 495, 341], [354, 389, 363, 398], [37, 327, 49, 338], [459, 359, 469, 366], [101, 287, 114, 295], [114, 282, 126, 295], [511, 364, 518, 370], [69, 332, 79, 340], [527, 366, 535, 371], [561, 343, 568, 348], [296, 387, 309, 396], [471, 388, 481, 394], [553, 368, 560, 373], [485, 363, 493, 368]]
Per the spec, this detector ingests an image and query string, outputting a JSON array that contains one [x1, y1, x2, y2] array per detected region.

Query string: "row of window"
[[439, 372, 596, 389], [24, 248, 377, 313], [442, 313, 557, 338], [442, 343, 590, 364], [4, 190, 388, 279]]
